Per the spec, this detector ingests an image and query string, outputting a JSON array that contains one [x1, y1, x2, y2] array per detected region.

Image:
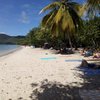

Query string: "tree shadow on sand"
[[76, 65, 100, 90], [29, 79, 81, 100], [29, 65, 100, 100]]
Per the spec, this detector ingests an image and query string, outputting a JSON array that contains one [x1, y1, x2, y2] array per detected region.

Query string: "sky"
[[0, 0, 85, 36]]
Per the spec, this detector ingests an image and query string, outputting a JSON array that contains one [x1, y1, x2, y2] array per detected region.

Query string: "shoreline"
[[1, 47, 99, 99], [0, 46, 23, 57]]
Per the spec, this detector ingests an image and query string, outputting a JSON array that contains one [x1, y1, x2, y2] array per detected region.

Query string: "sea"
[[0, 44, 21, 57]]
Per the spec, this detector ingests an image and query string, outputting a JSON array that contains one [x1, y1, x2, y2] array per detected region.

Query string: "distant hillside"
[[0, 33, 25, 44]]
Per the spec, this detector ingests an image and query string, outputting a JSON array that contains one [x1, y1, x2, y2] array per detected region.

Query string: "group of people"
[[80, 48, 100, 58]]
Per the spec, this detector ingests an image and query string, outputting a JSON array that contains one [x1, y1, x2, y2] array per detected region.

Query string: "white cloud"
[[0, 32, 6, 34], [19, 11, 30, 24], [22, 4, 30, 8]]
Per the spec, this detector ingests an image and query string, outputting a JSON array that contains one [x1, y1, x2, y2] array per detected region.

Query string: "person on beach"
[[81, 48, 93, 57], [93, 50, 100, 58]]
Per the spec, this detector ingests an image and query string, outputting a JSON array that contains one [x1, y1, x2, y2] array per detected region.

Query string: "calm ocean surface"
[[0, 44, 21, 56]]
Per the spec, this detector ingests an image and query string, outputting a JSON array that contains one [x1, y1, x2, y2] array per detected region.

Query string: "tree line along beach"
[[0, 0, 100, 99]]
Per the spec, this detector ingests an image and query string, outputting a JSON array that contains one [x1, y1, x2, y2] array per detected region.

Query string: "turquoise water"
[[0, 44, 20, 56]]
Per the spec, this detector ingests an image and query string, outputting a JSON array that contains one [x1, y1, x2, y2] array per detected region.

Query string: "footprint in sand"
[[28, 76, 32, 78], [9, 99, 12, 100], [18, 97, 23, 100], [16, 77, 21, 80]]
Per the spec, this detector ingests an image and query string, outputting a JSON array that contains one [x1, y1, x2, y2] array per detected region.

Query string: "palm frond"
[[41, 13, 52, 27], [46, 10, 57, 25], [87, 0, 100, 5], [51, 23, 57, 37], [54, 6, 63, 24], [40, 0, 83, 41], [39, 2, 60, 14], [67, 2, 87, 16], [86, 0, 100, 17], [78, 4, 88, 16], [68, 6, 83, 31], [62, 10, 75, 33]]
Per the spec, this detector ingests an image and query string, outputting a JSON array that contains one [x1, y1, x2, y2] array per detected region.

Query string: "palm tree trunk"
[[92, 38, 95, 47], [63, 32, 66, 47], [68, 33, 73, 49]]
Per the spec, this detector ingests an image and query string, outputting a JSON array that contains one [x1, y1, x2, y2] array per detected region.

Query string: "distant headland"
[[0, 33, 25, 44]]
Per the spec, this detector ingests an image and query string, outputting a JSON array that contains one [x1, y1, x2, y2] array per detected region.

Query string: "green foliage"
[[76, 17, 100, 48], [84, 0, 100, 18], [40, 0, 83, 35], [40, 0, 83, 48], [25, 0, 100, 49], [26, 27, 52, 47], [26, 17, 100, 49]]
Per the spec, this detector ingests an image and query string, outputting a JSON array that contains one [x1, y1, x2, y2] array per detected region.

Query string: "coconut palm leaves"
[[40, 0, 83, 38], [86, 0, 100, 17], [39, 2, 60, 14], [87, 0, 100, 6]]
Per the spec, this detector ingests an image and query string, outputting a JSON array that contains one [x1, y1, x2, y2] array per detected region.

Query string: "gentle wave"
[[0, 44, 21, 57]]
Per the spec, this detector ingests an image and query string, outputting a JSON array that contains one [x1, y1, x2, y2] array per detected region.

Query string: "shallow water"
[[0, 44, 20, 56]]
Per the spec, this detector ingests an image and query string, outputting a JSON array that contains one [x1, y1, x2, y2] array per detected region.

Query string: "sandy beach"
[[0, 46, 92, 100]]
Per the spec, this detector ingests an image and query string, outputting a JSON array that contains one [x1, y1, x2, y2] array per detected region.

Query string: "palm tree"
[[39, 0, 83, 49], [87, 0, 100, 6], [86, 0, 100, 18]]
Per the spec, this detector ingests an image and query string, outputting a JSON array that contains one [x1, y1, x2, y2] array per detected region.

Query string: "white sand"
[[0, 46, 84, 100]]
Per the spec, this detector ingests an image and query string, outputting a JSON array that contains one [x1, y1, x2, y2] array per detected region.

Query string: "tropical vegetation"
[[21, 0, 100, 51], [39, 0, 84, 48]]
